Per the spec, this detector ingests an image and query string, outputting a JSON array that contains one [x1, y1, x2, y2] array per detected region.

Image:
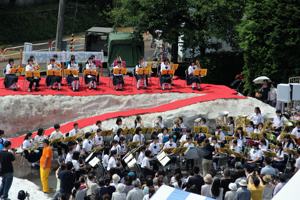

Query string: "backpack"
[[0, 138, 4, 151]]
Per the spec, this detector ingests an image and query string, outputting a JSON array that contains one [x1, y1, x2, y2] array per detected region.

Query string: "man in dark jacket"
[[0, 141, 15, 200], [58, 162, 76, 199], [186, 167, 204, 194]]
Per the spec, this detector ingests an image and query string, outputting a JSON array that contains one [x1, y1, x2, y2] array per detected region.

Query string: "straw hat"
[[239, 179, 247, 187], [204, 174, 213, 184], [229, 183, 237, 191], [263, 175, 272, 183]]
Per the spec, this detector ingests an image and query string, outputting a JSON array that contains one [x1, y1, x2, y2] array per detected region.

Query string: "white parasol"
[[253, 76, 271, 84]]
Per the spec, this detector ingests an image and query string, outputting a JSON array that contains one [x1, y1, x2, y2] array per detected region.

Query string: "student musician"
[[160, 59, 172, 90], [135, 58, 148, 89], [113, 60, 125, 90], [132, 127, 145, 145], [4, 58, 18, 90], [25, 58, 40, 92], [67, 57, 80, 91], [141, 150, 154, 177], [85, 57, 97, 90], [47, 58, 62, 90], [187, 61, 201, 90]]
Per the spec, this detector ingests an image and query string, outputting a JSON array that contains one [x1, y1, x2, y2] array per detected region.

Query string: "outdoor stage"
[[0, 77, 245, 148]]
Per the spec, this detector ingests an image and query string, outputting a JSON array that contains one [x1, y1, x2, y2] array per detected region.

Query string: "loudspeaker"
[[277, 84, 291, 102]]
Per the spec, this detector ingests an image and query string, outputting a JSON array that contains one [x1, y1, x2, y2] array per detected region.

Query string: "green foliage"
[[0, 1, 112, 45], [237, 0, 300, 94]]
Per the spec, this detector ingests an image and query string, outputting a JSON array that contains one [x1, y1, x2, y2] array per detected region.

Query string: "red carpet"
[[1, 76, 218, 96], [2, 77, 245, 148]]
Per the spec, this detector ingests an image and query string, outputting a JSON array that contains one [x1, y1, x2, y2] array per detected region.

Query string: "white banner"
[[22, 51, 104, 64]]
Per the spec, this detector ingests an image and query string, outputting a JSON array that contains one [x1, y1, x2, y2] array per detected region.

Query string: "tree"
[[237, 0, 300, 94]]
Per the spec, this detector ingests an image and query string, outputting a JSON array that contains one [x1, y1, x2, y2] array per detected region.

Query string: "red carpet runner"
[[1, 77, 245, 148]]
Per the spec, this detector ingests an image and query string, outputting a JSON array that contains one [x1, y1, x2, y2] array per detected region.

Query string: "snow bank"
[[5, 177, 51, 200], [0, 93, 199, 136], [92, 97, 276, 130]]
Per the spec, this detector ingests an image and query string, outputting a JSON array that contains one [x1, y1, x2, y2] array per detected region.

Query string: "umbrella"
[[253, 76, 271, 84]]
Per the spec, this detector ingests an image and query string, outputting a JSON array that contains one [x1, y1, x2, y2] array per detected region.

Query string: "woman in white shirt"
[[135, 58, 148, 89], [93, 129, 104, 147], [102, 148, 110, 169], [4, 58, 18, 90], [47, 58, 62, 90], [67, 57, 80, 91], [112, 61, 125, 90], [107, 150, 118, 171], [113, 118, 123, 135], [85, 57, 97, 89], [141, 150, 154, 177], [187, 61, 201, 90], [25, 58, 40, 92], [34, 128, 45, 149], [132, 127, 145, 145], [160, 59, 172, 90], [250, 107, 264, 126], [23, 132, 40, 164], [71, 151, 81, 172], [272, 110, 284, 133]]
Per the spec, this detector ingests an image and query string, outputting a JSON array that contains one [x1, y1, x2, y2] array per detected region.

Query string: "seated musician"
[[114, 128, 124, 142], [119, 137, 127, 157], [91, 120, 102, 133], [272, 143, 287, 172], [158, 127, 170, 144], [215, 126, 226, 143], [235, 127, 246, 150], [187, 61, 201, 90], [93, 128, 104, 147], [160, 59, 172, 90], [184, 136, 195, 170], [82, 132, 93, 154], [47, 58, 62, 90], [69, 122, 81, 137], [111, 140, 121, 155], [148, 136, 161, 156], [22, 132, 41, 166], [34, 128, 45, 149], [132, 127, 145, 145], [247, 143, 263, 168], [49, 124, 65, 157], [141, 150, 154, 177], [113, 118, 123, 135], [85, 57, 97, 90], [153, 116, 165, 129], [113, 61, 125, 90], [107, 150, 120, 173], [4, 58, 18, 90], [282, 134, 295, 149], [272, 110, 285, 134], [67, 57, 80, 91], [163, 135, 177, 149], [25, 58, 40, 92], [135, 57, 148, 89], [291, 121, 300, 139]]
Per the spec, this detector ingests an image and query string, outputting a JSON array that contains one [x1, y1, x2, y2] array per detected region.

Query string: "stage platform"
[[1, 77, 245, 148]]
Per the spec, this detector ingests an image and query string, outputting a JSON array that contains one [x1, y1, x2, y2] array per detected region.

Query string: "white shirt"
[[154, 121, 165, 129], [25, 64, 34, 72], [183, 142, 195, 148], [113, 134, 120, 142], [107, 156, 117, 171], [69, 128, 80, 137], [72, 159, 80, 171], [49, 131, 64, 140], [93, 135, 103, 146], [82, 139, 93, 153], [34, 135, 44, 147], [188, 65, 197, 75], [111, 145, 121, 155], [112, 124, 122, 134], [132, 134, 145, 144], [135, 62, 147, 72], [67, 62, 79, 70], [179, 134, 187, 143], [216, 131, 226, 141], [22, 139, 32, 150], [249, 148, 263, 161], [91, 124, 101, 133], [250, 114, 264, 125], [160, 63, 171, 72], [273, 116, 284, 129], [85, 62, 96, 70], [291, 127, 300, 139], [149, 142, 161, 155], [137, 151, 145, 165], [65, 152, 73, 163], [163, 141, 177, 149], [5, 64, 13, 74], [102, 154, 109, 168], [141, 157, 151, 169], [47, 63, 60, 70], [120, 144, 127, 155]]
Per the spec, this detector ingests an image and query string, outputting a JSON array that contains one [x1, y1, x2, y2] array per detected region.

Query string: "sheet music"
[[160, 156, 170, 166], [124, 154, 133, 163], [89, 157, 100, 167], [157, 151, 166, 161], [85, 152, 94, 163], [127, 158, 137, 168]]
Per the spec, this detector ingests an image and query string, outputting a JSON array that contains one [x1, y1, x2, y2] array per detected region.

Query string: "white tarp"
[[150, 185, 215, 200], [272, 170, 300, 200], [22, 51, 104, 64]]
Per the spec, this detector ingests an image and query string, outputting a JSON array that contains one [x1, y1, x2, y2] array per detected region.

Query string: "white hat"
[[112, 174, 120, 183], [239, 179, 247, 187], [116, 183, 125, 193], [204, 174, 213, 184], [229, 183, 237, 191]]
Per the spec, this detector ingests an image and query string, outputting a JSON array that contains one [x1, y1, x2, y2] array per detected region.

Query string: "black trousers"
[[26, 77, 40, 89]]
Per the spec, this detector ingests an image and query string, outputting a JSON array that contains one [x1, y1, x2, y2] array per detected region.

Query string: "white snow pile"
[[0, 93, 199, 136], [4, 177, 51, 200], [86, 97, 276, 130]]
